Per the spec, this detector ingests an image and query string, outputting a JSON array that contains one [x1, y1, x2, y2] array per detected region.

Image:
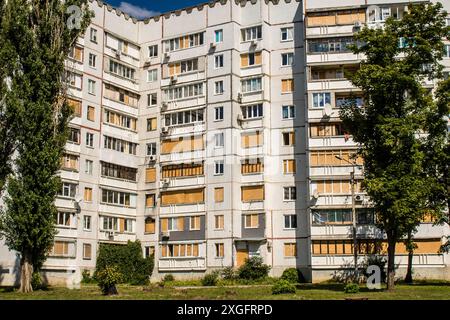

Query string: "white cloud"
[[118, 2, 160, 19]]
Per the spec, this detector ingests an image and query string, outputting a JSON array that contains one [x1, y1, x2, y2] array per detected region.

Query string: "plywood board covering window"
[[281, 79, 294, 93], [283, 159, 296, 174], [87, 106, 95, 121], [245, 214, 259, 228], [240, 52, 262, 67], [214, 187, 224, 203], [83, 243, 92, 259], [145, 167, 156, 183], [145, 217, 155, 233], [161, 243, 199, 257], [161, 188, 204, 206], [146, 194, 155, 207], [190, 216, 201, 230], [241, 185, 264, 202], [241, 131, 263, 148], [161, 136, 204, 154], [215, 215, 224, 229], [84, 187, 92, 202], [68, 98, 82, 116], [310, 150, 363, 166], [52, 241, 69, 256], [162, 163, 204, 178], [241, 159, 263, 174], [284, 243, 297, 257]]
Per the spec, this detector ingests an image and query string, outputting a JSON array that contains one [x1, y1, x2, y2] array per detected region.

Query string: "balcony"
[[309, 136, 357, 148], [159, 150, 205, 163], [162, 96, 206, 113], [158, 257, 206, 271], [241, 200, 264, 212], [164, 123, 206, 137], [160, 175, 205, 189], [241, 173, 264, 184], [160, 203, 206, 215], [308, 79, 355, 91], [309, 165, 363, 177], [311, 224, 382, 239], [161, 71, 206, 87], [98, 230, 137, 243], [307, 52, 361, 65], [310, 193, 369, 207], [306, 24, 357, 38]]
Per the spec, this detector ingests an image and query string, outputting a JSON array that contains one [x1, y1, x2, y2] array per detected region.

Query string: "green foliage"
[[95, 241, 153, 285], [201, 271, 220, 286], [363, 256, 387, 283], [271, 279, 296, 295], [344, 283, 360, 294], [281, 268, 305, 284], [221, 266, 237, 280], [237, 256, 270, 280], [96, 265, 122, 295], [163, 274, 175, 282], [81, 270, 95, 284], [31, 272, 44, 290]]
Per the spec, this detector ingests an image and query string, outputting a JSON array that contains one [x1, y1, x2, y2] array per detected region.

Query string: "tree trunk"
[[387, 237, 396, 291], [19, 251, 33, 293], [404, 232, 413, 284]]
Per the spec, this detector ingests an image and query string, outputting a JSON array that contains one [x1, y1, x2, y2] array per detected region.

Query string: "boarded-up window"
[[336, 10, 365, 25], [244, 214, 259, 228], [241, 185, 264, 202], [145, 167, 156, 183], [241, 131, 263, 148], [240, 52, 262, 67], [146, 194, 155, 207], [283, 159, 296, 174], [281, 79, 294, 93], [52, 241, 69, 256], [190, 216, 201, 230], [83, 243, 92, 260], [310, 150, 363, 166], [162, 163, 204, 178], [147, 117, 157, 131], [161, 188, 205, 206], [284, 243, 297, 257], [310, 123, 345, 137], [215, 243, 224, 257], [241, 159, 263, 174], [215, 215, 224, 229], [145, 217, 155, 234], [307, 12, 337, 27], [282, 132, 295, 146], [68, 98, 82, 116], [161, 136, 204, 154], [87, 106, 95, 121], [214, 187, 224, 203], [84, 187, 93, 202]]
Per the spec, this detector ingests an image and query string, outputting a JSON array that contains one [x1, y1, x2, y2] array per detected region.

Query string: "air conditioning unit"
[[164, 52, 170, 60], [210, 42, 216, 49], [162, 231, 170, 238], [147, 155, 156, 163], [106, 231, 114, 238], [237, 92, 243, 103], [250, 40, 257, 47], [161, 126, 169, 134], [170, 75, 178, 84], [144, 60, 151, 67], [115, 50, 121, 59], [354, 194, 364, 202], [161, 102, 168, 111]]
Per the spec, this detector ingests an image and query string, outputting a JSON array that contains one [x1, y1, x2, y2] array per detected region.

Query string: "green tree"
[[0, 0, 91, 292], [340, 3, 449, 290]]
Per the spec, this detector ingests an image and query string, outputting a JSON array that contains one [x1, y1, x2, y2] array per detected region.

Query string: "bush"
[[221, 266, 237, 280], [237, 256, 270, 280], [344, 282, 360, 294], [95, 240, 154, 285], [271, 279, 296, 295], [201, 271, 219, 286], [96, 265, 122, 295], [281, 268, 305, 284], [31, 272, 44, 290], [81, 269, 95, 284], [163, 274, 175, 282]]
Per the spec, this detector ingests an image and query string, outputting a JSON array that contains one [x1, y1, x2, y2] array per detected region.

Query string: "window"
[[147, 117, 157, 131], [124, 219, 133, 233], [104, 110, 137, 131], [445, 45, 450, 58], [148, 44, 158, 58], [146, 142, 157, 156], [283, 187, 297, 201], [310, 123, 345, 137], [85, 160, 93, 175], [83, 216, 91, 231], [61, 153, 78, 170], [103, 135, 138, 155], [241, 52, 262, 67], [147, 69, 158, 82], [51, 241, 70, 257], [90, 28, 97, 43], [147, 93, 157, 107], [282, 132, 295, 146], [146, 194, 156, 208], [87, 79, 96, 95], [244, 214, 259, 228], [166, 217, 181, 232], [145, 217, 156, 234], [55, 212, 71, 227], [310, 150, 364, 167], [336, 96, 363, 108], [164, 32, 204, 52], [214, 54, 224, 68], [215, 243, 224, 258], [86, 132, 94, 147], [164, 83, 204, 101], [215, 160, 224, 175], [104, 83, 138, 107], [241, 25, 262, 42], [68, 98, 82, 116], [283, 159, 296, 174], [215, 81, 224, 94], [282, 105, 295, 119], [215, 132, 224, 147], [161, 243, 199, 257], [102, 216, 118, 231], [312, 92, 331, 108], [241, 131, 263, 148], [160, 135, 204, 154], [241, 77, 262, 93], [88, 53, 96, 68], [281, 53, 294, 66], [214, 187, 224, 203], [83, 244, 92, 260], [145, 246, 155, 258], [58, 182, 77, 198], [87, 106, 95, 121], [313, 179, 363, 194], [162, 163, 204, 178], [164, 109, 204, 127], [241, 185, 264, 202], [101, 189, 136, 207], [215, 106, 224, 121], [281, 27, 294, 41], [215, 29, 223, 43], [242, 104, 263, 119], [68, 46, 83, 61], [312, 208, 375, 225], [145, 167, 156, 183], [170, 59, 199, 74], [241, 159, 263, 174], [214, 215, 224, 229], [101, 162, 137, 181], [84, 187, 93, 202], [284, 243, 297, 257], [190, 216, 201, 231], [109, 60, 136, 80], [68, 128, 80, 144], [160, 188, 204, 206], [281, 79, 294, 93], [284, 215, 297, 229], [308, 37, 354, 53]]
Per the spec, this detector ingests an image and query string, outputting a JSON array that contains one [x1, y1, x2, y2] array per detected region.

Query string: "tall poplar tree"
[[340, 3, 449, 290], [0, 0, 91, 292]]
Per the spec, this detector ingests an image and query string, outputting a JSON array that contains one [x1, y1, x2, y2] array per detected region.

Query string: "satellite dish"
[[322, 104, 333, 117]]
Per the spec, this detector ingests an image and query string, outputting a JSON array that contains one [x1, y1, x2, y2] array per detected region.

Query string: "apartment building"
[[0, 0, 448, 286]]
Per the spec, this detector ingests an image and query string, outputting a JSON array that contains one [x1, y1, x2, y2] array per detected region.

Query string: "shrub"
[[163, 274, 175, 282], [344, 282, 360, 294], [237, 256, 270, 280], [221, 266, 237, 280], [281, 268, 305, 284], [96, 265, 122, 295], [95, 240, 153, 285], [31, 272, 44, 290], [271, 279, 296, 295], [81, 269, 95, 284], [201, 271, 219, 286]]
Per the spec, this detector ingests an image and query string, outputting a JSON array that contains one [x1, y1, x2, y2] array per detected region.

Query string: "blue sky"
[[106, 1, 207, 19]]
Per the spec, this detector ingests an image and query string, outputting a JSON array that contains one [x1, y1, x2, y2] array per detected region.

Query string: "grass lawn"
[[1, 281, 450, 300]]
